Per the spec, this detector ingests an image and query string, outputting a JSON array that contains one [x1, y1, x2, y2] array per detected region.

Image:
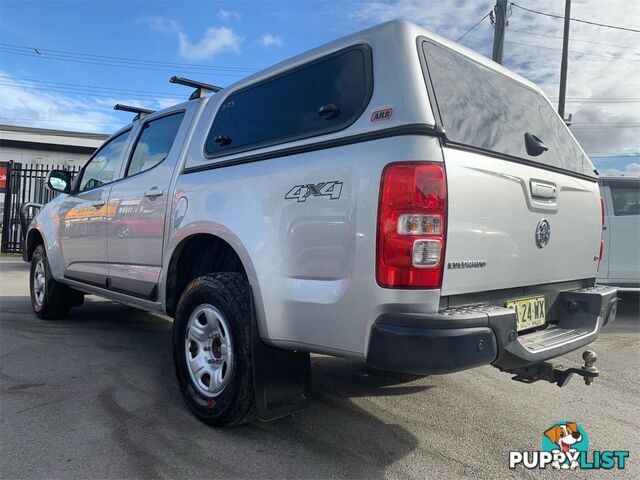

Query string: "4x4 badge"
[[536, 219, 551, 248], [285, 181, 343, 202]]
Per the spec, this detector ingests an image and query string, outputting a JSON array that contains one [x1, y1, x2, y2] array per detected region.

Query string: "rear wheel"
[[173, 272, 256, 427], [30, 245, 81, 319]]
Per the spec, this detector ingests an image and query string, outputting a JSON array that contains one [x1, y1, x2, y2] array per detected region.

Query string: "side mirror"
[[46, 170, 72, 193]]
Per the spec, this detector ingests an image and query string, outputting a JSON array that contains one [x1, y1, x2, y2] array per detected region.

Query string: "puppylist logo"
[[509, 421, 630, 470]]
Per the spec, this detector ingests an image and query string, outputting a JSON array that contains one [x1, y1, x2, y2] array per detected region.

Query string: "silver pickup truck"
[[24, 21, 618, 426]]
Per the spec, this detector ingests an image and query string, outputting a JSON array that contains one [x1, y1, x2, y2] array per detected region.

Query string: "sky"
[[0, 0, 638, 175]]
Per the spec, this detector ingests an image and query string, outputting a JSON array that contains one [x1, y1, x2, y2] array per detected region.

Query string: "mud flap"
[[250, 300, 311, 421]]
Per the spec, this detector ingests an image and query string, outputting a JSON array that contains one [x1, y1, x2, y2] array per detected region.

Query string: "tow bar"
[[508, 350, 599, 387]]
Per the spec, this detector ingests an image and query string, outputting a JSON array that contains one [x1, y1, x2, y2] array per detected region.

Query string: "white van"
[[598, 176, 640, 291]]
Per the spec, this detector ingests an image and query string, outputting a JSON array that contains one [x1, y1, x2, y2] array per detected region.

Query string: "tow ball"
[[509, 350, 599, 387]]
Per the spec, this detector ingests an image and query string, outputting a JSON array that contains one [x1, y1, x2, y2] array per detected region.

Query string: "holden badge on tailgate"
[[535, 219, 551, 248]]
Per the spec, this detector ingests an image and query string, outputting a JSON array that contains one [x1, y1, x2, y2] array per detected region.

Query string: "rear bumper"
[[367, 285, 619, 375]]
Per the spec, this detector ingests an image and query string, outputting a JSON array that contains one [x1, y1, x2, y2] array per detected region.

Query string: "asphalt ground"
[[1, 256, 638, 479]]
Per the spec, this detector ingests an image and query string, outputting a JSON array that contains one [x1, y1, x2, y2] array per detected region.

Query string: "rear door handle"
[[530, 181, 557, 199], [92, 200, 105, 208], [144, 188, 164, 199]]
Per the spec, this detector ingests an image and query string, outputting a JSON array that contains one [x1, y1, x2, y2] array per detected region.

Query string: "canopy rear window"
[[421, 40, 594, 178]]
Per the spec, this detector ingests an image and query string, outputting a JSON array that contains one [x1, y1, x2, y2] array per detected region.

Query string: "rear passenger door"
[[106, 110, 187, 299]]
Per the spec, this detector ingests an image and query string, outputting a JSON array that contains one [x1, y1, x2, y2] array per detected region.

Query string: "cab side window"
[[126, 113, 185, 177], [79, 130, 131, 192]]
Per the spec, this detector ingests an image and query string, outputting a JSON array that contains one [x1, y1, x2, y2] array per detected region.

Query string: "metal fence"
[[1, 161, 80, 253]]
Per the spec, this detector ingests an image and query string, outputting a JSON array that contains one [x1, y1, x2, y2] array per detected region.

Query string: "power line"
[[504, 40, 640, 61], [588, 152, 640, 155], [0, 76, 184, 99], [590, 155, 640, 158], [0, 116, 121, 126], [559, 97, 640, 100], [571, 124, 640, 128], [456, 12, 491, 41], [0, 47, 249, 76], [0, 80, 177, 103], [0, 43, 257, 72], [508, 27, 640, 51], [0, 129, 109, 138], [0, 48, 249, 77], [511, 3, 640, 33], [549, 98, 640, 103]]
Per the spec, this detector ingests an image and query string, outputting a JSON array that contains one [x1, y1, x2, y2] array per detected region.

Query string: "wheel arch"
[[164, 233, 263, 324], [24, 227, 45, 262]]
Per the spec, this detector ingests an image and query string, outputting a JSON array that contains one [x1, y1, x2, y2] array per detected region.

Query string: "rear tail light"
[[412, 239, 441, 267], [376, 162, 447, 288], [397, 214, 442, 235]]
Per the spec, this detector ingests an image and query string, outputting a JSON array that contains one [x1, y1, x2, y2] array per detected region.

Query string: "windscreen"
[[422, 41, 595, 178]]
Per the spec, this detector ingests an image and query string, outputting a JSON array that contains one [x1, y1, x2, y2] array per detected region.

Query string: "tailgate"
[[441, 148, 601, 296], [419, 38, 601, 296]]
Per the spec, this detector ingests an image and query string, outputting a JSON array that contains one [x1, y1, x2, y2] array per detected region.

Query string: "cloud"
[[130, 141, 167, 170], [154, 97, 182, 110], [217, 9, 241, 21], [177, 27, 242, 60], [0, 72, 182, 134], [144, 16, 181, 34], [602, 162, 640, 176], [95, 98, 150, 110], [259, 34, 284, 48], [349, 0, 640, 171], [145, 16, 243, 60], [95, 96, 182, 113], [0, 71, 123, 133], [349, 0, 494, 40]]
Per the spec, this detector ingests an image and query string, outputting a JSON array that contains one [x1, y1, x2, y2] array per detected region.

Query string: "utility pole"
[[492, 0, 509, 64], [558, 0, 572, 120]]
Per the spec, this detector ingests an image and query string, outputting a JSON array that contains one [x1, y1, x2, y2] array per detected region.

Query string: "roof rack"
[[170, 76, 222, 100], [114, 104, 155, 121]]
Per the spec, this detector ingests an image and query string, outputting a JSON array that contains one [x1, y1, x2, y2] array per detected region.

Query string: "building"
[[0, 123, 108, 197], [0, 124, 108, 169], [0, 124, 108, 249]]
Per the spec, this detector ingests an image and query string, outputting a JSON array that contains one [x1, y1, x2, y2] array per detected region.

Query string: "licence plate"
[[505, 296, 546, 331]]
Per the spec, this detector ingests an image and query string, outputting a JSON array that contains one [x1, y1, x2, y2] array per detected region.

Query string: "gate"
[[0, 161, 80, 253]]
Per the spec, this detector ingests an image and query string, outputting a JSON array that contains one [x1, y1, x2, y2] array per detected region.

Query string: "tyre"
[[30, 245, 80, 320], [173, 272, 256, 427]]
